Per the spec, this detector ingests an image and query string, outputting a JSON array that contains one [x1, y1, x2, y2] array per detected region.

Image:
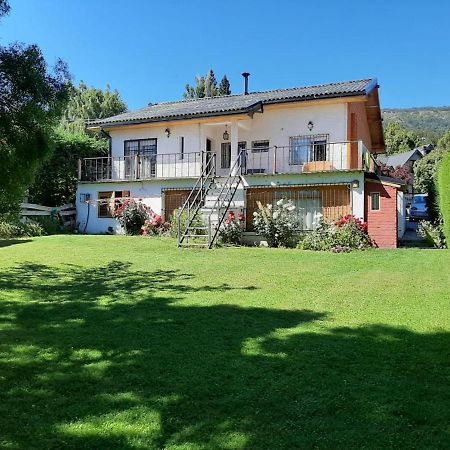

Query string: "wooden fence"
[[20, 203, 76, 226]]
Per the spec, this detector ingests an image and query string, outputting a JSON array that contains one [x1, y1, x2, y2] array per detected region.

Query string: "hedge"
[[438, 151, 450, 242]]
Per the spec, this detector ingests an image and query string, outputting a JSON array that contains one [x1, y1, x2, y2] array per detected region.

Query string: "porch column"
[[230, 120, 239, 175]]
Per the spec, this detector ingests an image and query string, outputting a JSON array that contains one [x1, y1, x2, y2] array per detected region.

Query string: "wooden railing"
[[78, 152, 204, 182]]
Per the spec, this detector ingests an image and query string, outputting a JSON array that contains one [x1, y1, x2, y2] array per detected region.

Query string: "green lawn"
[[0, 236, 449, 449]]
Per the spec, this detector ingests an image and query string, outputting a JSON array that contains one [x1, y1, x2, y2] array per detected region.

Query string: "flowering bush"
[[298, 215, 373, 252], [417, 220, 446, 248], [141, 211, 171, 237], [219, 211, 245, 245], [253, 199, 300, 247], [113, 199, 151, 235]]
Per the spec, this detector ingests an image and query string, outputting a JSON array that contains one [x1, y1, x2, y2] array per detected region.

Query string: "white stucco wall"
[[108, 101, 348, 172], [76, 179, 197, 234]]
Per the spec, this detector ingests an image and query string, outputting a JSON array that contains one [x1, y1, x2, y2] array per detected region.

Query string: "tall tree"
[[204, 69, 218, 97], [384, 122, 421, 155], [219, 75, 231, 96], [0, 37, 69, 214], [183, 70, 231, 99], [59, 81, 127, 134], [30, 82, 127, 206]]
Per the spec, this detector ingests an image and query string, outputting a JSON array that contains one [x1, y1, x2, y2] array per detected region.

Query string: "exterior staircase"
[[177, 150, 244, 248]]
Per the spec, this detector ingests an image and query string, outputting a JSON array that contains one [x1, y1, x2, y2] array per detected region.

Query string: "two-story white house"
[[77, 76, 404, 248]]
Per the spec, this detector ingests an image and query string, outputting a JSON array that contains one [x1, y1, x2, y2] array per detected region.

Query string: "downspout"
[[101, 129, 112, 157]]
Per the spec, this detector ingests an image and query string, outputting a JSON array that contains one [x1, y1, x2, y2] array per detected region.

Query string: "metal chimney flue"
[[242, 72, 250, 95]]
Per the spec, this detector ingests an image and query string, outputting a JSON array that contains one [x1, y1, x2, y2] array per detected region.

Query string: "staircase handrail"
[[207, 149, 244, 248], [177, 152, 216, 245]]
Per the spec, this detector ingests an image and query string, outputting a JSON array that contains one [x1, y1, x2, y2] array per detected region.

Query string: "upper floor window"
[[251, 140, 270, 153], [289, 134, 329, 165], [124, 138, 157, 157]]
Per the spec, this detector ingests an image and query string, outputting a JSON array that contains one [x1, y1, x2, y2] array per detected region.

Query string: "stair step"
[[187, 226, 209, 230]]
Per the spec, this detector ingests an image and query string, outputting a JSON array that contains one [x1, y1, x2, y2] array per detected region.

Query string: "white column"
[[198, 122, 204, 151], [230, 120, 239, 175]]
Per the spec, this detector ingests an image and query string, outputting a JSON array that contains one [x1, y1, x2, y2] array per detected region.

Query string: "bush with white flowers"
[[253, 199, 300, 247]]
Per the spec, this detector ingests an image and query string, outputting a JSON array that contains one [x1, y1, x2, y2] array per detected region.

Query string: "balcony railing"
[[78, 141, 375, 182], [78, 152, 204, 182], [242, 141, 371, 175]]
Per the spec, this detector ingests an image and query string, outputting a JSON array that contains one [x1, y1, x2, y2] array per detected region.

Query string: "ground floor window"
[[245, 185, 351, 231], [98, 190, 130, 218], [371, 192, 380, 211], [162, 189, 194, 221]]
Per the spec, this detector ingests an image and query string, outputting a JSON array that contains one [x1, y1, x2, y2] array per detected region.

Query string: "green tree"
[[438, 151, 450, 242], [414, 149, 448, 221], [184, 70, 231, 99], [59, 81, 127, 134], [384, 122, 421, 155], [219, 75, 231, 96], [0, 38, 69, 214], [436, 130, 450, 151], [30, 83, 127, 206], [205, 69, 218, 97], [29, 131, 107, 206], [0, 0, 10, 18]]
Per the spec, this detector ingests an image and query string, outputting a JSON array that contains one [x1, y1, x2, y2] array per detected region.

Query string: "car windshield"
[[413, 196, 426, 205]]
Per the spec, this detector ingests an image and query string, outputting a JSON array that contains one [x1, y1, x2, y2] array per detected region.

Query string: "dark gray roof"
[[377, 149, 423, 167], [365, 172, 406, 187], [88, 78, 378, 128]]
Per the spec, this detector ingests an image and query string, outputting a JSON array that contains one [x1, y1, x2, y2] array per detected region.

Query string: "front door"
[[205, 138, 213, 171]]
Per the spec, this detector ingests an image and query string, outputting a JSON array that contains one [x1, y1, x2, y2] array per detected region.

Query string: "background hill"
[[382, 107, 450, 143]]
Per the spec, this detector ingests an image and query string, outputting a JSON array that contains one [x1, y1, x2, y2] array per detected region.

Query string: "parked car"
[[408, 194, 429, 221]]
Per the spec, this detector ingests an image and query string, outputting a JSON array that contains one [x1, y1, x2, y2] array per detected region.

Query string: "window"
[[179, 136, 184, 160], [289, 134, 329, 165], [221, 142, 231, 169], [124, 138, 157, 157], [371, 192, 380, 211], [98, 190, 130, 218], [251, 140, 270, 153], [274, 189, 322, 230], [124, 138, 157, 178]]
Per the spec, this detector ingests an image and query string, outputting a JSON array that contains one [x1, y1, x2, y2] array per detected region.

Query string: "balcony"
[[243, 141, 373, 175], [78, 141, 375, 183], [78, 152, 203, 182]]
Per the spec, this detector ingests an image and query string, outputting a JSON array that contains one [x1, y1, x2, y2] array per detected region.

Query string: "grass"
[[0, 236, 449, 449]]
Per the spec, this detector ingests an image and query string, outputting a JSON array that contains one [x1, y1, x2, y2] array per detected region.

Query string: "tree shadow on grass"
[[0, 239, 32, 248], [0, 262, 448, 449]]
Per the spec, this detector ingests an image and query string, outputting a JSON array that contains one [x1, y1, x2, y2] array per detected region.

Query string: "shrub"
[[438, 151, 450, 242], [418, 220, 446, 249], [170, 208, 206, 238], [0, 219, 45, 238], [298, 215, 373, 252], [253, 199, 299, 248], [414, 149, 447, 221], [113, 199, 151, 235], [219, 211, 245, 245], [141, 212, 171, 237]]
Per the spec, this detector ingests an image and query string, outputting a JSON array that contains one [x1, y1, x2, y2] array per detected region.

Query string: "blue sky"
[[2, 0, 450, 110]]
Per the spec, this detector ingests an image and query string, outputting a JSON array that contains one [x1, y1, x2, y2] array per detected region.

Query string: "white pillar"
[[230, 120, 239, 175], [198, 122, 204, 151]]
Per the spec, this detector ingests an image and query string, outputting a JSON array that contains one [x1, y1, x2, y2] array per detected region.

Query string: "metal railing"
[[78, 152, 203, 182], [243, 141, 370, 175], [207, 149, 244, 248], [177, 153, 216, 247]]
